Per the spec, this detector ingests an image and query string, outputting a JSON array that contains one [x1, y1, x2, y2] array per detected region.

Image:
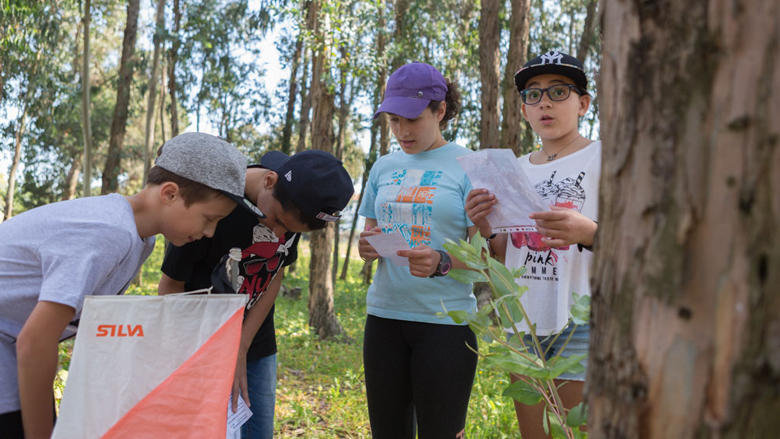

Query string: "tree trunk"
[[340, 13, 384, 281], [281, 26, 304, 155], [159, 57, 166, 144], [307, 0, 344, 340], [295, 46, 311, 154], [168, 0, 181, 137], [500, 0, 531, 155], [81, 0, 93, 197], [589, 1, 780, 438], [63, 151, 84, 201], [101, 0, 140, 194], [576, 0, 598, 63], [2, 104, 28, 221], [143, 0, 165, 184], [478, 0, 501, 150]]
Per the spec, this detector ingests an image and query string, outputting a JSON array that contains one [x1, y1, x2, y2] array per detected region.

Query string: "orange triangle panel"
[[101, 308, 244, 438]]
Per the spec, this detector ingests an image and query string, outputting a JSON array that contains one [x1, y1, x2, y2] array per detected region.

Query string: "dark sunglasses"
[[519, 84, 584, 105]]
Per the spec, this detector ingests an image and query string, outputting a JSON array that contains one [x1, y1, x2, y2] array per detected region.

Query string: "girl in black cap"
[[466, 50, 600, 438]]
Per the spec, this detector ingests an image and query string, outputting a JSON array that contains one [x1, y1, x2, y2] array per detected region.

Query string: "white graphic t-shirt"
[[505, 141, 601, 335]]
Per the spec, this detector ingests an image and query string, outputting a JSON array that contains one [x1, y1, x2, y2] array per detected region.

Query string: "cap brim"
[[373, 96, 430, 119], [222, 191, 266, 219], [260, 150, 289, 171], [514, 64, 588, 92]]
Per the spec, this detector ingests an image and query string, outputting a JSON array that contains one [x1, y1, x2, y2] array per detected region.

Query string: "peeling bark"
[[590, 0, 780, 437]]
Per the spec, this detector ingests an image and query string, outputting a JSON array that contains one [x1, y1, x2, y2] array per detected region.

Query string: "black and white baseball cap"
[[155, 132, 265, 218], [514, 50, 588, 92]]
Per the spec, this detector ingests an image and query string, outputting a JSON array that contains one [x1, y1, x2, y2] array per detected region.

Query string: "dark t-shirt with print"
[[161, 205, 299, 361]]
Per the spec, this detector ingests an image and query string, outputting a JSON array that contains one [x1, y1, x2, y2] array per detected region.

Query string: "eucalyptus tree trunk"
[[81, 0, 93, 197], [342, 3, 385, 281], [295, 46, 311, 154], [500, 0, 531, 155], [63, 151, 84, 200], [168, 0, 182, 137], [379, 0, 407, 156], [2, 103, 28, 221], [296, 3, 316, 154], [576, 0, 598, 63], [101, 0, 140, 194], [478, 0, 501, 150], [281, 15, 305, 155], [307, 0, 344, 340], [159, 60, 166, 144], [589, 1, 780, 437], [142, 0, 166, 184]]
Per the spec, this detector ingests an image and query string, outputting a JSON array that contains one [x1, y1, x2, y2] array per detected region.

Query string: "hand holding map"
[[457, 149, 548, 233], [364, 229, 411, 266]]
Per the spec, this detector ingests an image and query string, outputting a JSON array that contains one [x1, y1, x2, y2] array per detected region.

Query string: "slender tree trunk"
[[379, 0, 403, 156], [63, 150, 84, 200], [589, 1, 780, 437], [281, 27, 304, 155], [307, 0, 344, 340], [576, 0, 598, 63], [101, 0, 140, 194], [81, 0, 93, 197], [478, 0, 501, 150], [500, 0, 531, 155], [159, 57, 166, 144], [168, 0, 181, 137], [296, 47, 311, 153], [340, 11, 384, 281], [2, 104, 28, 221], [143, 0, 165, 184]]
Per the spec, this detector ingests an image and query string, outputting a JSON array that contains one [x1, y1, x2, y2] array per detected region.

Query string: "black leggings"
[[363, 315, 478, 439]]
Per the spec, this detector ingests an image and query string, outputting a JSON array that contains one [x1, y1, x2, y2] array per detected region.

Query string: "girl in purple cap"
[[358, 62, 478, 438]]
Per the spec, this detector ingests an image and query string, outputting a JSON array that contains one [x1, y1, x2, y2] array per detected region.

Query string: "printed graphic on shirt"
[[511, 170, 587, 281], [377, 168, 442, 247], [232, 224, 294, 309]]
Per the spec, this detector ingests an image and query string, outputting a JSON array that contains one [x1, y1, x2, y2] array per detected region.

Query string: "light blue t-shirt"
[[0, 194, 155, 413], [358, 142, 475, 325]]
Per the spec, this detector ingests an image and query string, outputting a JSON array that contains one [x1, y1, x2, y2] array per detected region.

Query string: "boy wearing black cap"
[[158, 149, 353, 439], [0, 132, 257, 438], [466, 50, 599, 438]]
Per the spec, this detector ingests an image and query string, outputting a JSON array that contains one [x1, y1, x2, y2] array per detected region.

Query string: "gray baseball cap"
[[155, 132, 265, 218]]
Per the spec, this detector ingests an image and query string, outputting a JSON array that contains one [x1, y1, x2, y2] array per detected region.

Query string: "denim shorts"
[[519, 323, 589, 381]]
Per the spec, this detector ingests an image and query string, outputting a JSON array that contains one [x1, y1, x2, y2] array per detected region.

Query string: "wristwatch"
[[429, 250, 452, 278]]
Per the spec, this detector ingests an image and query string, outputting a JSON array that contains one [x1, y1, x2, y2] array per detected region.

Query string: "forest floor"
[[55, 237, 520, 438]]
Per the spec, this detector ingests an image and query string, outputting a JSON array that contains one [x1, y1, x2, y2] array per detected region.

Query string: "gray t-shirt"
[[0, 193, 155, 413]]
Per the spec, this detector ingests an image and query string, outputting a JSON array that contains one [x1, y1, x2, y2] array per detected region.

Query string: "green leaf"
[[570, 292, 590, 325], [566, 402, 588, 428], [547, 353, 587, 379], [443, 239, 487, 270], [446, 310, 470, 324], [470, 231, 487, 254], [447, 268, 487, 284], [502, 379, 543, 405]]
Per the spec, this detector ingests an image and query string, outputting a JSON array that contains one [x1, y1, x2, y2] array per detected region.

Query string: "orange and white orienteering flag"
[[53, 294, 247, 439]]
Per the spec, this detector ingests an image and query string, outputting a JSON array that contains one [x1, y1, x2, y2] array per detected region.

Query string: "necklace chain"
[[541, 137, 585, 161]]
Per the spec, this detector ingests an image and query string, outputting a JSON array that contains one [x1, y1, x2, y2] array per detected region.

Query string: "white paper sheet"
[[226, 394, 253, 439], [458, 149, 548, 233], [365, 229, 411, 266]]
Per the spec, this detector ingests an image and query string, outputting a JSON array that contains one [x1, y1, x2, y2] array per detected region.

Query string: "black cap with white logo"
[[514, 50, 588, 93], [259, 150, 354, 222]]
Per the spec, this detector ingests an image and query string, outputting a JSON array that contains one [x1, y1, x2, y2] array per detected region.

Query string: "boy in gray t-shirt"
[[0, 133, 263, 438]]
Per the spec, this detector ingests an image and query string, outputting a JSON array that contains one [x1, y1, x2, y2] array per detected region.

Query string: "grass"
[[55, 236, 520, 438]]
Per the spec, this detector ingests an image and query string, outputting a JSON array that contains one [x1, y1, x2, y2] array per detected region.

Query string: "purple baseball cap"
[[374, 62, 448, 119]]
